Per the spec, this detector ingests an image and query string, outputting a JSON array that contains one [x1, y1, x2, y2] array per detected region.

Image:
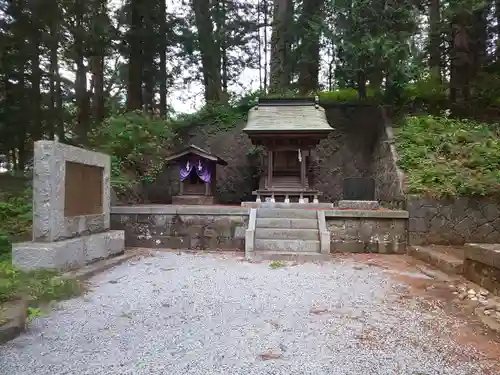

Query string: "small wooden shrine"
[[243, 97, 334, 203], [165, 144, 227, 205]]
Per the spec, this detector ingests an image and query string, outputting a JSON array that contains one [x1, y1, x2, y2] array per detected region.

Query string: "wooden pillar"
[[300, 149, 306, 189], [179, 180, 184, 195], [267, 149, 273, 189], [204, 182, 210, 196]]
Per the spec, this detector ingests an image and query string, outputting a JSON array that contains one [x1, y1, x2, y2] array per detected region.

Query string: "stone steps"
[[257, 208, 317, 219], [255, 218, 318, 229], [255, 228, 319, 241], [254, 239, 321, 252], [251, 251, 331, 262], [408, 245, 464, 275]]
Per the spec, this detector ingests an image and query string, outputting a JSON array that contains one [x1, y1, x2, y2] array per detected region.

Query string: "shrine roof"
[[165, 144, 227, 165], [243, 97, 334, 134]]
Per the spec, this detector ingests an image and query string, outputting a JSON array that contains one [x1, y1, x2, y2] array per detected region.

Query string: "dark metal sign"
[[343, 177, 375, 201]]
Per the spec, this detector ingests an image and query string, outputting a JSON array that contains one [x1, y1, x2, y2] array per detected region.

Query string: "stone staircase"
[[246, 208, 330, 260]]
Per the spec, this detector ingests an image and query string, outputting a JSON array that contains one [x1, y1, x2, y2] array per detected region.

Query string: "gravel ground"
[[0, 252, 497, 375]]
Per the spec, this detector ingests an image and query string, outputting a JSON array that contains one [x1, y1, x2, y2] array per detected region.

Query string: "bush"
[[0, 188, 32, 260], [319, 88, 380, 103], [395, 115, 500, 197], [89, 112, 176, 198]]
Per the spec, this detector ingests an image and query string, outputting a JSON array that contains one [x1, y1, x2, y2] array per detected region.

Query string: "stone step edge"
[[408, 246, 464, 275]]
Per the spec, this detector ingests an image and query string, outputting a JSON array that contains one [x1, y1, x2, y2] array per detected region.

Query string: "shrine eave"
[[164, 144, 228, 166]]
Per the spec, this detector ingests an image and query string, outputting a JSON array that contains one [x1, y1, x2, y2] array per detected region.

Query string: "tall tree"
[[297, 0, 324, 94], [269, 0, 294, 93]]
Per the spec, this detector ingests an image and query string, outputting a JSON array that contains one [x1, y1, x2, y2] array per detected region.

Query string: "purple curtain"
[[196, 160, 211, 183], [179, 160, 194, 181], [179, 157, 212, 183]]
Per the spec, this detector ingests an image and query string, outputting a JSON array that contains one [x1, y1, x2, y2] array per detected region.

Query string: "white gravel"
[[0, 252, 494, 375]]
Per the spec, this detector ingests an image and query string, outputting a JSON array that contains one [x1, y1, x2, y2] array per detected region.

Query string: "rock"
[[458, 285, 467, 292], [0, 298, 28, 344], [310, 307, 329, 315], [479, 299, 489, 305], [467, 289, 476, 295], [479, 289, 489, 296], [470, 297, 478, 301], [258, 349, 283, 360], [452, 291, 459, 295], [484, 309, 493, 316], [458, 292, 468, 300], [448, 284, 456, 289]]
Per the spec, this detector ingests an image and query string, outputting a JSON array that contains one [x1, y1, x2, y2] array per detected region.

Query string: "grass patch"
[[395, 115, 500, 197], [0, 259, 83, 306], [270, 260, 286, 269]]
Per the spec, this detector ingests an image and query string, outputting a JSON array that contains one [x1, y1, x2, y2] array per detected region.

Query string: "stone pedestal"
[[13, 141, 125, 271], [338, 200, 379, 210]]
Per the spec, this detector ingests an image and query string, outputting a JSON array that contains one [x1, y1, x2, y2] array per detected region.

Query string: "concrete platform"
[[242, 202, 333, 209], [338, 200, 379, 210], [250, 251, 332, 262], [254, 239, 321, 252], [463, 243, 500, 295], [408, 245, 464, 274], [12, 230, 125, 271], [255, 228, 319, 241]]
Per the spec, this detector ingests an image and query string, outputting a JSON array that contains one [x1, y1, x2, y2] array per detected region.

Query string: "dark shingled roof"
[[164, 144, 227, 165], [243, 97, 333, 133]]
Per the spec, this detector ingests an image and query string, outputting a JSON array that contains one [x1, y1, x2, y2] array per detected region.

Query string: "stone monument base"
[[12, 230, 125, 271], [338, 200, 379, 210], [172, 195, 215, 205]]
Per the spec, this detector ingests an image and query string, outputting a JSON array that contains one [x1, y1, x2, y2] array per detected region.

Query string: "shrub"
[[0, 188, 32, 260], [395, 115, 500, 197], [89, 112, 176, 197]]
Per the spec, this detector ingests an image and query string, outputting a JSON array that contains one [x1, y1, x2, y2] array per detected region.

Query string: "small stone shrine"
[[165, 144, 227, 205], [243, 97, 334, 203], [12, 141, 125, 271]]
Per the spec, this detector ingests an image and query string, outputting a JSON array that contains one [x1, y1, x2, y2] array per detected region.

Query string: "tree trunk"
[[428, 0, 441, 81], [263, 0, 269, 92], [450, 12, 472, 114], [192, 0, 222, 104], [297, 0, 324, 94], [30, 32, 42, 141], [159, 0, 167, 118], [127, 0, 144, 111], [75, 0, 90, 144], [269, 0, 293, 93]]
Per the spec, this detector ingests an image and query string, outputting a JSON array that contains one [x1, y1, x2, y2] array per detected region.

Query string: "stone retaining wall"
[[407, 197, 500, 245], [464, 244, 500, 295], [371, 108, 405, 207], [110, 206, 248, 250], [326, 210, 408, 253]]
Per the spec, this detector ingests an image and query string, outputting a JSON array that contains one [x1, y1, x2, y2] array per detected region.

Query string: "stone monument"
[[12, 141, 125, 270]]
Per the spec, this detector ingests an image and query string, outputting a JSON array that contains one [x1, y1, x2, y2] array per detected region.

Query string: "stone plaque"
[[64, 161, 104, 217], [343, 177, 375, 201]]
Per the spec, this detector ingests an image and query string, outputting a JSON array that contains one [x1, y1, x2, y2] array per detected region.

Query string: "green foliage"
[[402, 76, 448, 105], [319, 88, 380, 103], [395, 115, 500, 197], [0, 260, 82, 304], [270, 260, 286, 269], [172, 104, 247, 134], [89, 112, 176, 193], [0, 188, 32, 260]]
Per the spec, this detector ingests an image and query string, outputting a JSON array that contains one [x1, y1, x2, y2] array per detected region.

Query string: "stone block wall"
[[110, 206, 248, 251], [371, 108, 405, 207], [464, 244, 500, 295], [326, 210, 408, 253], [407, 197, 500, 245], [311, 105, 383, 201]]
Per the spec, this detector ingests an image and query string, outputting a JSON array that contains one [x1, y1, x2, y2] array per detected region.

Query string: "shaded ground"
[[1, 252, 499, 375]]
